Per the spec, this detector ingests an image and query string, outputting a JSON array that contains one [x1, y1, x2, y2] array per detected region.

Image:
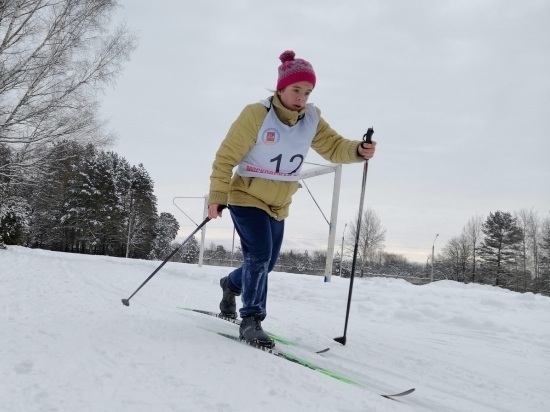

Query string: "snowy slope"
[[1, 246, 549, 412]]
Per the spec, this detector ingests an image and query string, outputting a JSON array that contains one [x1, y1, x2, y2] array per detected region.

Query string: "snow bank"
[[1, 246, 549, 411]]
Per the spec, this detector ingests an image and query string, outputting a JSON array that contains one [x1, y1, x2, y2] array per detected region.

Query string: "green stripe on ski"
[[208, 329, 361, 387], [266, 333, 294, 346], [275, 351, 360, 386]]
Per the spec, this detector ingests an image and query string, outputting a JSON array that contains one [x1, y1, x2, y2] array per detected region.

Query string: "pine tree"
[[123, 164, 157, 259], [0, 144, 13, 246], [0, 196, 31, 245], [62, 147, 121, 253], [278, 249, 299, 273], [149, 213, 180, 260], [296, 250, 314, 274], [177, 236, 200, 264], [27, 141, 88, 250], [479, 211, 523, 286], [108, 152, 133, 256]]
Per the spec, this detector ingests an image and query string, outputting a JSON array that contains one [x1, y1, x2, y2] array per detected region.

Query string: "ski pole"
[[121, 205, 225, 306], [334, 127, 374, 345]]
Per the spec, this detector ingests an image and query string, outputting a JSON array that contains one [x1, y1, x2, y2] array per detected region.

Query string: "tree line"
[[190, 243, 332, 275], [169, 209, 426, 281], [335, 208, 550, 295], [182, 208, 550, 297], [0, 141, 180, 259], [435, 210, 550, 295]]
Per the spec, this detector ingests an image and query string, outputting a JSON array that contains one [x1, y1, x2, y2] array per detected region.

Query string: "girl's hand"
[[358, 140, 377, 159], [208, 203, 223, 219]]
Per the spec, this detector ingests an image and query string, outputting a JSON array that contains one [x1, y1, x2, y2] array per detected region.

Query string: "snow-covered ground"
[[1, 246, 549, 412]]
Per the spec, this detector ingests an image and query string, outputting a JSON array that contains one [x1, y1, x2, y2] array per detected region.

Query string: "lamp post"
[[431, 233, 439, 283], [339, 223, 347, 277]]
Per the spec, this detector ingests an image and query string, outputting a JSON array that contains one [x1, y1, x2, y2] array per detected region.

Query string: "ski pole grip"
[[361, 127, 374, 148]]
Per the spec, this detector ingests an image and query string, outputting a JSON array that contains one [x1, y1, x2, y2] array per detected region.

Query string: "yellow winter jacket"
[[209, 94, 364, 220]]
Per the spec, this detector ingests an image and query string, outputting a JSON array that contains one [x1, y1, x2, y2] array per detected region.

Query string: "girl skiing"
[[207, 50, 376, 348]]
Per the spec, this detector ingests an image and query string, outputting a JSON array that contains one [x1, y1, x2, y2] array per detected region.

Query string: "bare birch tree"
[[0, 0, 136, 182], [515, 208, 542, 289], [346, 208, 386, 276], [441, 233, 472, 282], [539, 216, 550, 294], [463, 214, 484, 282]]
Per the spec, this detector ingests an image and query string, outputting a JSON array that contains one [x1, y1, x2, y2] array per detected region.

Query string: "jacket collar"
[[271, 94, 307, 127]]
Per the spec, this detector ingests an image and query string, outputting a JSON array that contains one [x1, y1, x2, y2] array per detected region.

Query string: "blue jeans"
[[225, 205, 284, 320]]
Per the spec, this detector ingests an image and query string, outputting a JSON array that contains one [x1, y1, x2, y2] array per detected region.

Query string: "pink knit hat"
[[276, 50, 316, 90]]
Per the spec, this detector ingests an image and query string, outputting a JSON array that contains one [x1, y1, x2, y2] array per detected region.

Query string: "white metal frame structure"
[[172, 162, 342, 281], [298, 163, 342, 282], [172, 196, 209, 267]]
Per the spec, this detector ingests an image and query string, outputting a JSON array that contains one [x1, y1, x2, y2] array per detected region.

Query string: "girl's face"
[[277, 81, 314, 111]]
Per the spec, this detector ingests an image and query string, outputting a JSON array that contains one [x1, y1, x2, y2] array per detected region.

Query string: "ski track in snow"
[[1, 246, 550, 412]]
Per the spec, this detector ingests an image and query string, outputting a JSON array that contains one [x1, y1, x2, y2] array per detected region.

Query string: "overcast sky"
[[100, 0, 550, 263]]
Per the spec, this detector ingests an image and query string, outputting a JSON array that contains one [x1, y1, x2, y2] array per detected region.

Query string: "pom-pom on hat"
[[276, 50, 316, 90]]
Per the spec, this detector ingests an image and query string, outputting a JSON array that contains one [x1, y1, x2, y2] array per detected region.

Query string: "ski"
[[215, 330, 415, 400], [178, 307, 330, 354]]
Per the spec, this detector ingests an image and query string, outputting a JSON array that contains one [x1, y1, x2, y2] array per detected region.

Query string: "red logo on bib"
[[262, 128, 280, 145]]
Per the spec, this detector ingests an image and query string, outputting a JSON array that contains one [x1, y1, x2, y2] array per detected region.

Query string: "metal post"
[[431, 233, 439, 283], [324, 164, 342, 282], [296, 163, 342, 283], [198, 196, 208, 267]]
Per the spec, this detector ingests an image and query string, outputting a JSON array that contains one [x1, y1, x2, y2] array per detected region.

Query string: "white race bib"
[[237, 100, 319, 181]]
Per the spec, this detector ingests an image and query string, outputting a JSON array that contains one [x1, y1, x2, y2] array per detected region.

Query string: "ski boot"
[[219, 276, 239, 319], [239, 315, 275, 348]]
